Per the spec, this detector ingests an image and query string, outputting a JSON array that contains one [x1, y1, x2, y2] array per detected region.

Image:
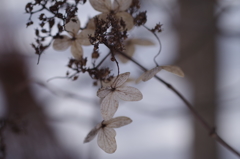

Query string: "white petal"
[[116, 12, 134, 30], [89, 0, 112, 13], [111, 72, 130, 88], [130, 38, 155, 46], [118, 43, 135, 63], [52, 35, 71, 51], [101, 93, 118, 120], [65, 16, 80, 36], [76, 29, 94, 46], [84, 123, 102, 143], [141, 66, 162, 82], [113, 0, 132, 11], [116, 86, 143, 101], [97, 127, 117, 154], [104, 116, 132, 128], [97, 88, 111, 98], [71, 41, 83, 60], [161, 65, 185, 77]]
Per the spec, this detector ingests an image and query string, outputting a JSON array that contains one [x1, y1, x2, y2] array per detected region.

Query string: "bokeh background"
[[0, 0, 240, 159]]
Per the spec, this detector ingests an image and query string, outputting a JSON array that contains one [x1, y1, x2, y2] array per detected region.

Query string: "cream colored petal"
[[97, 88, 111, 98], [101, 93, 118, 120], [84, 123, 102, 143], [118, 44, 135, 63], [104, 116, 132, 128], [89, 0, 112, 13], [113, 0, 132, 11], [71, 41, 83, 60], [116, 12, 134, 30], [86, 17, 96, 30], [76, 29, 94, 46], [116, 86, 143, 101], [65, 16, 81, 36], [97, 127, 117, 154], [141, 66, 162, 82], [130, 38, 155, 46], [111, 72, 130, 88], [161, 65, 185, 77], [52, 35, 71, 51]]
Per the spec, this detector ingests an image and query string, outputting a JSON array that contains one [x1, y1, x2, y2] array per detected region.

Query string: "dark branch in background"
[[117, 50, 240, 157], [0, 120, 6, 159]]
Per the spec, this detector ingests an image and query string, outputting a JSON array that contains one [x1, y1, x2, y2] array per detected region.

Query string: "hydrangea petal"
[[97, 127, 117, 154], [52, 35, 71, 51], [111, 72, 130, 88], [141, 66, 162, 82], [97, 88, 111, 98], [131, 38, 155, 46], [161, 65, 185, 77], [104, 116, 132, 128], [101, 93, 118, 120], [116, 86, 143, 101], [71, 41, 83, 60], [89, 0, 112, 13], [116, 12, 134, 30], [118, 43, 135, 63], [84, 123, 102, 143], [76, 29, 94, 46], [65, 16, 80, 36], [113, 0, 132, 11]]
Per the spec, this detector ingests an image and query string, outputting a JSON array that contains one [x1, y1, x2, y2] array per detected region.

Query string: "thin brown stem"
[[117, 50, 240, 157]]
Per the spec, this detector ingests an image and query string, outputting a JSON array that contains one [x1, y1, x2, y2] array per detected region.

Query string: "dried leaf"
[[161, 65, 184, 77]]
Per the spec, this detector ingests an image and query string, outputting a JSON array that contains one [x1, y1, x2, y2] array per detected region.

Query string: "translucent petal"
[[116, 12, 134, 30], [118, 43, 135, 63], [116, 86, 143, 101], [161, 65, 185, 77], [113, 0, 132, 11], [104, 116, 132, 128], [141, 66, 162, 82], [101, 93, 118, 120], [71, 41, 83, 60], [84, 123, 102, 143], [130, 38, 155, 46], [89, 0, 112, 13], [97, 127, 117, 154], [97, 88, 111, 98], [52, 35, 71, 51], [76, 29, 94, 46], [65, 16, 80, 36], [111, 72, 130, 88]]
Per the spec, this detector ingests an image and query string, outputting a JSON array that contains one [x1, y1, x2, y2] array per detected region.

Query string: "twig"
[[117, 50, 240, 157]]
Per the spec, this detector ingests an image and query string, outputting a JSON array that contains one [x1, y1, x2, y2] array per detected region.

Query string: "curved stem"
[[117, 50, 240, 157]]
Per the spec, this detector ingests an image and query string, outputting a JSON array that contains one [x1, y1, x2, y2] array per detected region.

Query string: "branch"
[[117, 50, 240, 157]]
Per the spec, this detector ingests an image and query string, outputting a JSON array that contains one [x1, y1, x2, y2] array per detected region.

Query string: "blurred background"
[[0, 0, 239, 159]]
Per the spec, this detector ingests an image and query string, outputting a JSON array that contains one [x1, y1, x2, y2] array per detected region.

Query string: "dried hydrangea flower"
[[52, 16, 94, 60], [84, 116, 132, 154], [97, 72, 143, 120], [89, 0, 134, 30], [118, 38, 155, 63], [137, 65, 184, 82]]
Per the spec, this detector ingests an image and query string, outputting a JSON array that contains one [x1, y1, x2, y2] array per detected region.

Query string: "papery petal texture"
[[52, 35, 71, 51], [142, 66, 162, 82], [113, 0, 132, 11], [89, 0, 112, 13], [76, 29, 94, 46], [71, 41, 83, 60], [97, 88, 111, 98], [101, 93, 118, 120], [161, 65, 185, 77], [84, 123, 102, 143], [116, 86, 143, 101], [118, 43, 135, 63], [97, 127, 117, 154], [65, 16, 80, 36], [104, 116, 132, 128], [111, 72, 130, 88], [116, 12, 134, 30]]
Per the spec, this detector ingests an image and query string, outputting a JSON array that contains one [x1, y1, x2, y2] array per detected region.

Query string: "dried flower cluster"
[[26, 0, 184, 154]]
